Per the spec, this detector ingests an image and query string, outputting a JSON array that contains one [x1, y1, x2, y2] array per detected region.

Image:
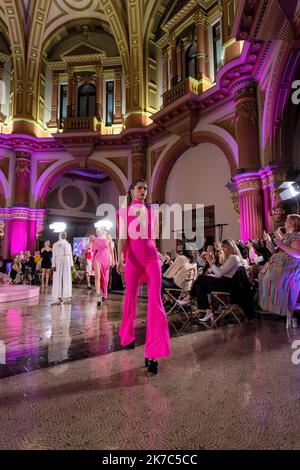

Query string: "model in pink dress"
[[92, 229, 114, 307], [117, 179, 170, 375]]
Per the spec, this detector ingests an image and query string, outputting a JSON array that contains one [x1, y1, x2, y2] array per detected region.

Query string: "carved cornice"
[[162, 0, 199, 33], [48, 56, 122, 71], [232, 0, 261, 40]]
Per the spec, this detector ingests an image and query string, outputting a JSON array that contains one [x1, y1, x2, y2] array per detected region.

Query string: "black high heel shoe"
[[125, 341, 135, 349], [147, 359, 158, 375]]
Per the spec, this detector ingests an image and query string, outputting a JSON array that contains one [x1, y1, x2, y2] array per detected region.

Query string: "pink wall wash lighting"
[[0, 208, 46, 257]]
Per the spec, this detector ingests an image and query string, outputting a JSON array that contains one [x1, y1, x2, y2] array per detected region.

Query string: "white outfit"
[[211, 254, 245, 278], [51, 238, 73, 300]]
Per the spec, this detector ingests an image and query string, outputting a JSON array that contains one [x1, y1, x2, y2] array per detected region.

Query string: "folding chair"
[[210, 266, 252, 327], [210, 291, 248, 327], [164, 268, 197, 320]]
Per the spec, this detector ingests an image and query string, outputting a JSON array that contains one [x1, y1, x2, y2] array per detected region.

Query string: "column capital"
[[95, 65, 104, 77], [161, 49, 169, 63], [131, 137, 146, 154], [168, 34, 177, 48], [114, 67, 122, 79], [52, 71, 60, 84], [194, 10, 208, 28], [236, 100, 258, 126]]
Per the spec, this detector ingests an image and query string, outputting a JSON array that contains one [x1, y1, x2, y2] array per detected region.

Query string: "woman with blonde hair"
[[178, 239, 247, 322], [259, 214, 300, 327]]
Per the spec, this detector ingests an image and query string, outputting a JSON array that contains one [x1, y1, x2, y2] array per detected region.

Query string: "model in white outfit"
[[51, 232, 73, 305]]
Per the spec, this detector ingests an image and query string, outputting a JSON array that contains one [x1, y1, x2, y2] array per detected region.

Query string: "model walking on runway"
[[117, 179, 170, 374], [92, 226, 114, 307]]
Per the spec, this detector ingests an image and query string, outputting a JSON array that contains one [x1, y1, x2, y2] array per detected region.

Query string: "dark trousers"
[[191, 275, 232, 309], [161, 277, 179, 297]]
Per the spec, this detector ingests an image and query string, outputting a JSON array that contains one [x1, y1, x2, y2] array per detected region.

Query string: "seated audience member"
[[34, 251, 41, 270], [178, 239, 247, 321], [9, 257, 22, 283], [162, 250, 197, 295], [195, 250, 205, 269], [162, 252, 173, 274], [259, 214, 300, 326]]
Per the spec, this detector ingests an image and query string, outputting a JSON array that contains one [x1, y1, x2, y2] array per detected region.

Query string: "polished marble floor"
[[0, 286, 207, 378], [1, 317, 300, 450]]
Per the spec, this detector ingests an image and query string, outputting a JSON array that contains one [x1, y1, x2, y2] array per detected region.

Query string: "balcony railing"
[[62, 116, 99, 132], [163, 77, 199, 106]]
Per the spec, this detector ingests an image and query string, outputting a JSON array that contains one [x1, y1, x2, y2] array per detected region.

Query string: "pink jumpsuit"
[[92, 237, 110, 299], [119, 199, 170, 359]]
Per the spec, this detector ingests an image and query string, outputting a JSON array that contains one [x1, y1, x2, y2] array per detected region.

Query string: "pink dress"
[[92, 237, 110, 298]]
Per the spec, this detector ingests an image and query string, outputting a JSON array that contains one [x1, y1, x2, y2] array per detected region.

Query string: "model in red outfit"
[[117, 179, 170, 374]]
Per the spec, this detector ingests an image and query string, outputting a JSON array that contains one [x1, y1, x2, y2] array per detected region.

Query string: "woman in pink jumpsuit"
[[92, 228, 114, 307], [117, 179, 170, 374]]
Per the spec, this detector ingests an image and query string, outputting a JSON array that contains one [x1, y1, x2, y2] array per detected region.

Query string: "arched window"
[[78, 83, 96, 117], [185, 42, 198, 79]]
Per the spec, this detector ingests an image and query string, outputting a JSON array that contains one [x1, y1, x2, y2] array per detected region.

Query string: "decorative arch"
[[151, 131, 237, 202], [36, 159, 127, 208], [263, 40, 300, 164]]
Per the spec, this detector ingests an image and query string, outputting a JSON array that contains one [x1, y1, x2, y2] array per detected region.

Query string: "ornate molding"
[[106, 157, 128, 178], [236, 101, 257, 126], [214, 118, 236, 138], [36, 160, 58, 180]]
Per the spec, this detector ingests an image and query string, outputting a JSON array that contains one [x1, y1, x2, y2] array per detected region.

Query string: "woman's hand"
[[117, 260, 124, 274], [274, 228, 283, 240], [263, 230, 271, 242]]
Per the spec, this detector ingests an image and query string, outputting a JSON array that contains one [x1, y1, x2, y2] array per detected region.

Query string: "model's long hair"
[[126, 179, 147, 206]]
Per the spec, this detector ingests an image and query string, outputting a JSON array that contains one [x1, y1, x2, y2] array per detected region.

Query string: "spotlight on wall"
[[49, 222, 67, 233], [94, 220, 113, 231]]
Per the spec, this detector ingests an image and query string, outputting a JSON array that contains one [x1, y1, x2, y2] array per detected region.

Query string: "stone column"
[[131, 139, 146, 181], [162, 48, 169, 94], [114, 67, 123, 124], [95, 65, 103, 121], [235, 82, 261, 171], [195, 11, 212, 91], [48, 71, 59, 128], [169, 35, 178, 88], [232, 174, 264, 241], [195, 11, 207, 77], [176, 42, 183, 83], [67, 66, 74, 118], [14, 151, 31, 207]]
